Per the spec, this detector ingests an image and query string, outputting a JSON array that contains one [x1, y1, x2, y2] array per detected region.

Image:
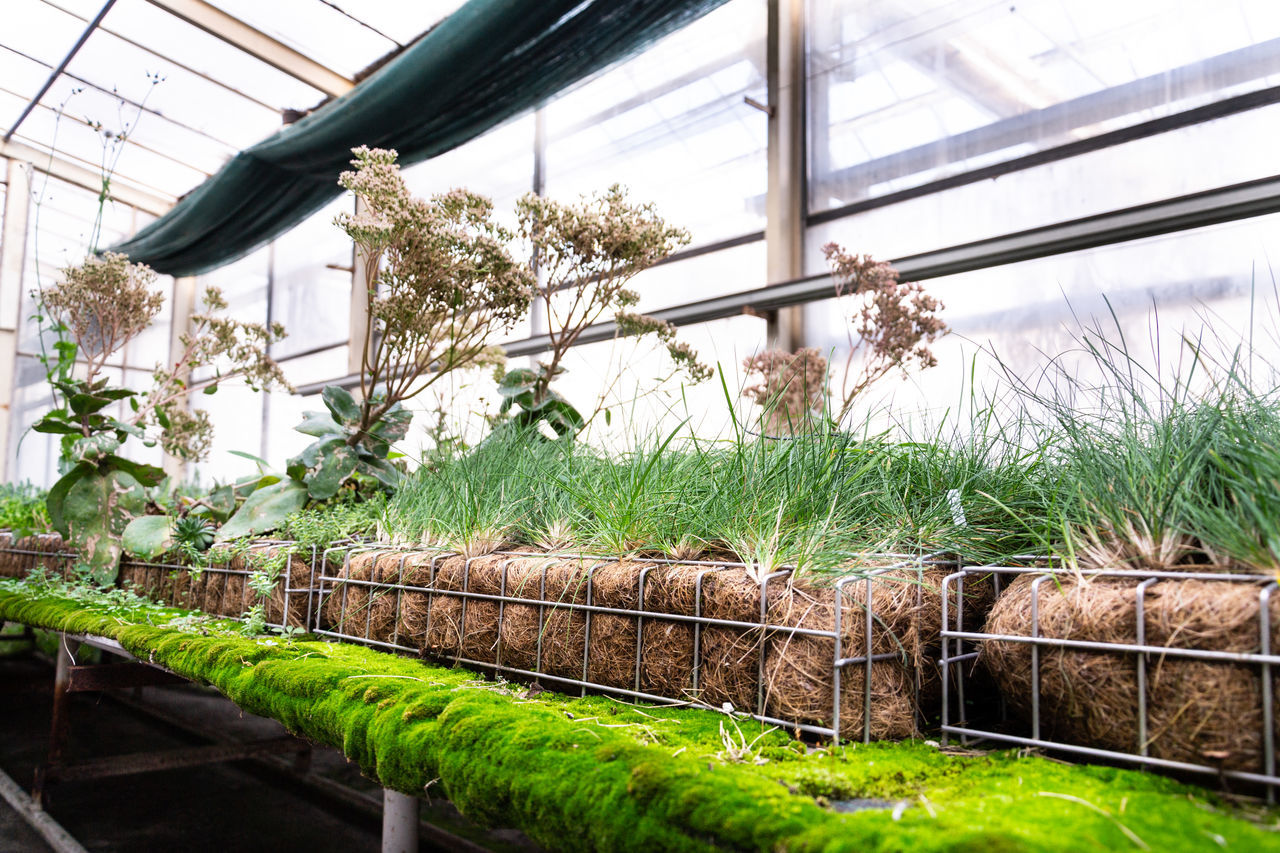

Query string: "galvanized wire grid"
[[312, 543, 955, 743], [4, 535, 1278, 797], [0, 534, 76, 578], [940, 565, 1279, 801], [118, 540, 322, 631]]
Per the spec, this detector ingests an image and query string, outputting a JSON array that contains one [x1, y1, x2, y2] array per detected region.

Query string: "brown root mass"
[[0, 535, 72, 579], [312, 553, 989, 737], [982, 574, 1280, 772], [118, 546, 314, 629], [418, 555, 504, 662]]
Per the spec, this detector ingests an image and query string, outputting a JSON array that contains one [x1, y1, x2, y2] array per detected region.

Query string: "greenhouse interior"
[[0, 0, 1279, 850]]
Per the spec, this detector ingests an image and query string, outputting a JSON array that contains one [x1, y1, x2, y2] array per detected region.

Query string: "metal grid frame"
[[0, 534, 77, 578], [940, 564, 1279, 801], [311, 543, 955, 743], [118, 539, 322, 631], [6, 535, 1278, 799]]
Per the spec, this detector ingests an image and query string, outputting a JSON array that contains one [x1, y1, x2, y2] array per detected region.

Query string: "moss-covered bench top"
[[1, 576, 1276, 852]]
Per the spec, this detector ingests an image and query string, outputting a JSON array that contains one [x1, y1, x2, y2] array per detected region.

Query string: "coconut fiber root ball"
[[982, 574, 1280, 772]]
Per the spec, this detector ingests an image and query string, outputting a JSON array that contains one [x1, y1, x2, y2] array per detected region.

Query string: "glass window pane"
[[270, 196, 352, 359], [320, 0, 465, 47], [191, 247, 270, 479], [69, 30, 285, 150], [105, 0, 326, 111], [805, 100, 1280, 271], [9, 355, 62, 487], [804, 210, 1280, 421], [0, 0, 85, 69], [808, 0, 1280, 213], [205, 0, 396, 79], [544, 0, 768, 246]]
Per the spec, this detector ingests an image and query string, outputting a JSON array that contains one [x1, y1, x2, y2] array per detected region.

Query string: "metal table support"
[[30, 632, 312, 808], [381, 788, 419, 853]]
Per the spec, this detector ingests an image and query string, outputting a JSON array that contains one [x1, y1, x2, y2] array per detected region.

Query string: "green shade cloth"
[[112, 0, 730, 277]]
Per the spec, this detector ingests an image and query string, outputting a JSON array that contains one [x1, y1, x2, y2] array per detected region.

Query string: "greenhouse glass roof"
[[0, 0, 463, 206]]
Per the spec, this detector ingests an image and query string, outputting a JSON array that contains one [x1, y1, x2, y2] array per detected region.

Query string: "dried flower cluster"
[[338, 147, 535, 441], [40, 251, 290, 461], [823, 242, 948, 420], [741, 347, 829, 435], [517, 185, 703, 404], [142, 285, 291, 459], [42, 251, 163, 381], [615, 311, 714, 384]]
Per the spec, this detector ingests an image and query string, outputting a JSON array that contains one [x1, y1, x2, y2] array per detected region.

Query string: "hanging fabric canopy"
[[111, 0, 730, 276]]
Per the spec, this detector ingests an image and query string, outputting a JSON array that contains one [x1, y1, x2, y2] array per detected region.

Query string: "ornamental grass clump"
[[1008, 322, 1280, 576], [982, 322, 1280, 776]]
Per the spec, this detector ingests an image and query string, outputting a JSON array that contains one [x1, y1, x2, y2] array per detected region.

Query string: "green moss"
[[1, 578, 1276, 852]]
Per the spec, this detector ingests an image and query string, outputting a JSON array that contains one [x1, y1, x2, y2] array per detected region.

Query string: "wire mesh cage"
[[118, 541, 323, 631], [941, 565, 1279, 801], [0, 533, 77, 579], [312, 544, 962, 742]]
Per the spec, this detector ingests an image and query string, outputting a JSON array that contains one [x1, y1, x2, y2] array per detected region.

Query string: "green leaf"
[[71, 433, 120, 463], [295, 410, 342, 438], [32, 414, 82, 435], [61, 467, 147, 585], [215, 480, 308, 542], [203, 484, 237, 523], [358, 456, 403, 490], [539, 398, 586, 437], [306, 443, 359, 500], [203, 383, 219, 395], [497, 368, 538, 397], [122, 515, 174, 559], [46, 462, 95, 537], [369, 404, 412, 444], [107, 419, 146, 439], [68, 391, 121, 416], [228, 450, 272, 470], [321, 385, 361, 425], [103, 455, 166, 487]]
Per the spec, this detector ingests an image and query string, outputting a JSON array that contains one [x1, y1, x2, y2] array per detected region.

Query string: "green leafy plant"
[[495, 367, 585, 438], [0, 483, 52, 535], [287, 385, 412, 499], [32, 252, 290, 583]]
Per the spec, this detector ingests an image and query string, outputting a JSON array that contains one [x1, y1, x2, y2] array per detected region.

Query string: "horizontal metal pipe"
[[942, 725, 1280, 787], [316, 573, 912, 644], [944, 629, 1280, 665]]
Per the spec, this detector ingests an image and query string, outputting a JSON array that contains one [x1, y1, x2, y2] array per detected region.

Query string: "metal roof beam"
[[0, 140, 173, 217], [38, 0, 286, 114], [3, 0, 120, 143], [145, 0, 355, 98]]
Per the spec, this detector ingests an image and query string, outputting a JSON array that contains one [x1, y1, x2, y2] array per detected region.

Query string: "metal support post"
[[765, 0, 806, 350], [381, 788, 419, 853], [33, 636, 79, 807], [0, 157, 31, 482], [348, 198, 374, 382], [162, 275, 198, 480]]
